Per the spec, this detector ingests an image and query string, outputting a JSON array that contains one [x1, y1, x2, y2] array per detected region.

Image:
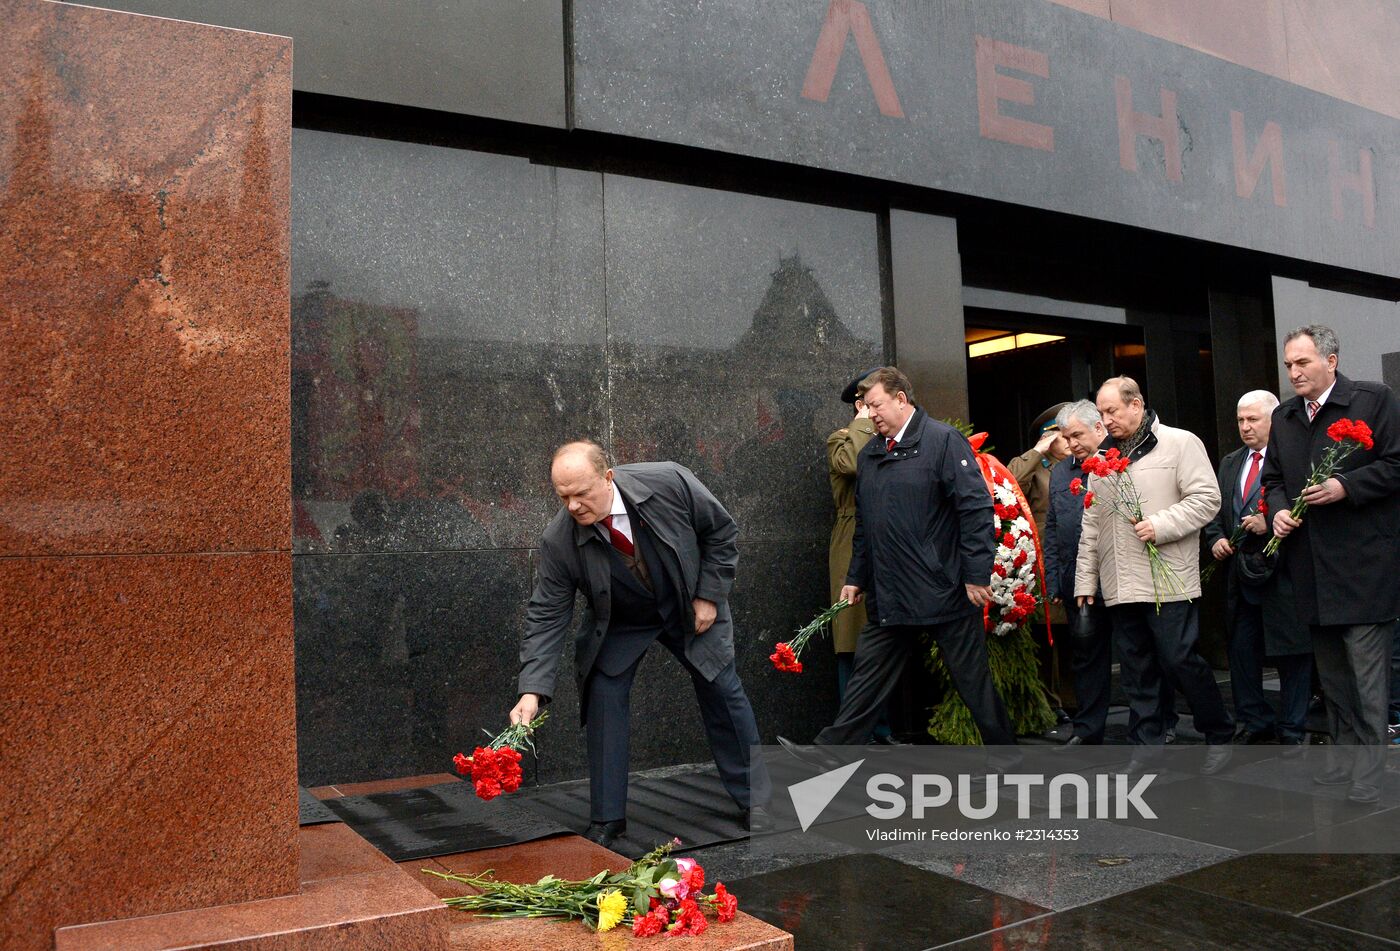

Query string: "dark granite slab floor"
[[725, 853, 1051, 950]]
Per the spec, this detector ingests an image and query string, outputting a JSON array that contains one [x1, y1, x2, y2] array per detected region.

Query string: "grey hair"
[[1236, 389, 1280, 413], [1056, 399, 1102, 429], [1284, 324, 1340, 360]]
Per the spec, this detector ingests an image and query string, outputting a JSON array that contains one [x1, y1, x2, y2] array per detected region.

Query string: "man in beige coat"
[[1075, 377, 1234, 772]]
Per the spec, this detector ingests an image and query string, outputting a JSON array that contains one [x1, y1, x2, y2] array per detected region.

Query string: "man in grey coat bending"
[[509, 441, 769, 847]]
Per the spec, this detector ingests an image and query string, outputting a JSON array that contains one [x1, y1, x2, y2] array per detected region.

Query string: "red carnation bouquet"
[[428, 838, 740, 936], [452, 710, 548, 801], [769, 600, 849, 674], [1264, 417, 1374, 556], [1071, 447, 1185, 610]]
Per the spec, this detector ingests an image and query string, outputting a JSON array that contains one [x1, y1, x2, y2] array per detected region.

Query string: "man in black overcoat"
[[781, 366, 1015, 753], [510, 441, 769, 846], [1262, 325, 1400, 803], [1203, 390, 1311, 748]]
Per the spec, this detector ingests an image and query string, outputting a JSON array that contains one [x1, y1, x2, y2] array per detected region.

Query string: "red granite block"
[[299, 822, 395, 885], [0, 552, 296, 951], [0, 0, 291, 557], [55, 866, 449, 951]]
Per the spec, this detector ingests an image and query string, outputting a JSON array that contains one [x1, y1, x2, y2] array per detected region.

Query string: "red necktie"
[[1241, 451, 1262, 504], [886, 438, 896, 452], [1307, 400, 1321, 422], [602, 515, 634, 557]]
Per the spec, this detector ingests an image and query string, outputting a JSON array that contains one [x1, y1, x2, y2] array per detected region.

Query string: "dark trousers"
[[816, 616, 1015, 746], [1312, 620, 1394, 789], [1111, 600, 1234, 745], [836, 652, 891, 739], [583, 628, 768, 821], [1068, 602, 1113, 742], [1227, 598, 1312, 740]]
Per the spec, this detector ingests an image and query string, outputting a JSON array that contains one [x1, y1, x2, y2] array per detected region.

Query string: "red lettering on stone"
[[1230, 111, 1286, 206], [974, 36, 1054, 152], [1115, 76, 1182, 182], [1328, 141, 1376, 228], [801, 0, 904, 118]]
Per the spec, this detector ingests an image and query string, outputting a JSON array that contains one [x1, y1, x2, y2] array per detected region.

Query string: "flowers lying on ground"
[[426, 838, 740, 936], [769, 600, 849, 673], [1073, 447, 1183, 610], [451, 710, 548, 800], [1265, 417, 1373, 556]]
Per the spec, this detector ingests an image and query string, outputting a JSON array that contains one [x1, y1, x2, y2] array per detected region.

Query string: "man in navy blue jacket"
[[783, 366, 1014, 750]]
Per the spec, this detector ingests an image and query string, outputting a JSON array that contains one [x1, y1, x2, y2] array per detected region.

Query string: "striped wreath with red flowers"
[[988, 475, 1041, 635]]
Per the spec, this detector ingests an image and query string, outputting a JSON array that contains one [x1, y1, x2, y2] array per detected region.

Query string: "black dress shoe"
[[1055, 735, 1087, 750], [1163, 726, 1177, 745], [583, 819, 627, 849], [1234, 726, 1276, 745], [1347, 782, 1380, 805], [869, 734, 909, 746], [777, 735, 843, 772], [1279, 737, 1305, 758], [747, 804, 775, 833], [1201, 744, 1233, 775], [1313, 767, 1351, 786]]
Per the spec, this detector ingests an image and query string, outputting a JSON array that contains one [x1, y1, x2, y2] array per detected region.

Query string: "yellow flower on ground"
[[597, 889, 627, 932]]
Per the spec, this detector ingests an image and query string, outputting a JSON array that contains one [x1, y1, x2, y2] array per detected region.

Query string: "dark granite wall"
[[291, 129, 885, 786]]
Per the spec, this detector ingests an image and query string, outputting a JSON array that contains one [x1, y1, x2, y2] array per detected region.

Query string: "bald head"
[[551, 440, 613, 526]]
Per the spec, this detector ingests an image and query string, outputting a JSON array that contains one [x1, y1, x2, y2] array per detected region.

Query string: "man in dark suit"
[[1203, 390, 1311, 748], [781, 366, 1015, 754], [510, 441, 769, 846], [1263, 325, 1400, 805]]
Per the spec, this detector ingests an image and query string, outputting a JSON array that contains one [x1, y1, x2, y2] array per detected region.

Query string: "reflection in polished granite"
[[730, 853, 1049, 950], [294, 550, 534, 786], [1168, 850, 1400, 916], [886, 820, 1232, 911], [292, 137, 886, 785], [942, 881, 1396, 950], [1303, 877, 1400, 942], [291, 130, 608, 554]]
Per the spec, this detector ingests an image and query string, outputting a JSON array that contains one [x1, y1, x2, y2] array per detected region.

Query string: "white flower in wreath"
[[1010, 516, 1032, 536]]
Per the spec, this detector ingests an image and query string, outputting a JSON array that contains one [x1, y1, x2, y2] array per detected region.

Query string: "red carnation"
[[1012, 549, 1027, 569], [1001, 531, 1016, 547], [713, 883, 738, 922], [634, 907, 667, 937], [1083, 491, 1095, 510], [1257, 497, 1269, 517], [769, 642, 802, 674], [1069, 477, 1083, 495], [452, 752, 472, 775], [992, 563, 1007, 578], [668, 898, 707, 937]]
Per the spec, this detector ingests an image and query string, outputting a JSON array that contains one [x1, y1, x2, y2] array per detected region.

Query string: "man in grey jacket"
[[1075, 377, 1234, 772], [509, 441, 768, 847]]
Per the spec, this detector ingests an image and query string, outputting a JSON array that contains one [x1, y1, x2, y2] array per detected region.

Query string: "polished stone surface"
[[573, 0, 1400, 281], [291, 140, 883, 785], [291, 132, 607, 555], [0, 0, 290, 558], [887, 820, 1232, 911], [0, 553, 297, 949], [1303, 877, 1400, 943], [1168, 851, 1400, 916], [294, 550, 535, 785], [95, 0, 567, 127], [730, 853, 1049, 949], [942, 881, 1397, 950]]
